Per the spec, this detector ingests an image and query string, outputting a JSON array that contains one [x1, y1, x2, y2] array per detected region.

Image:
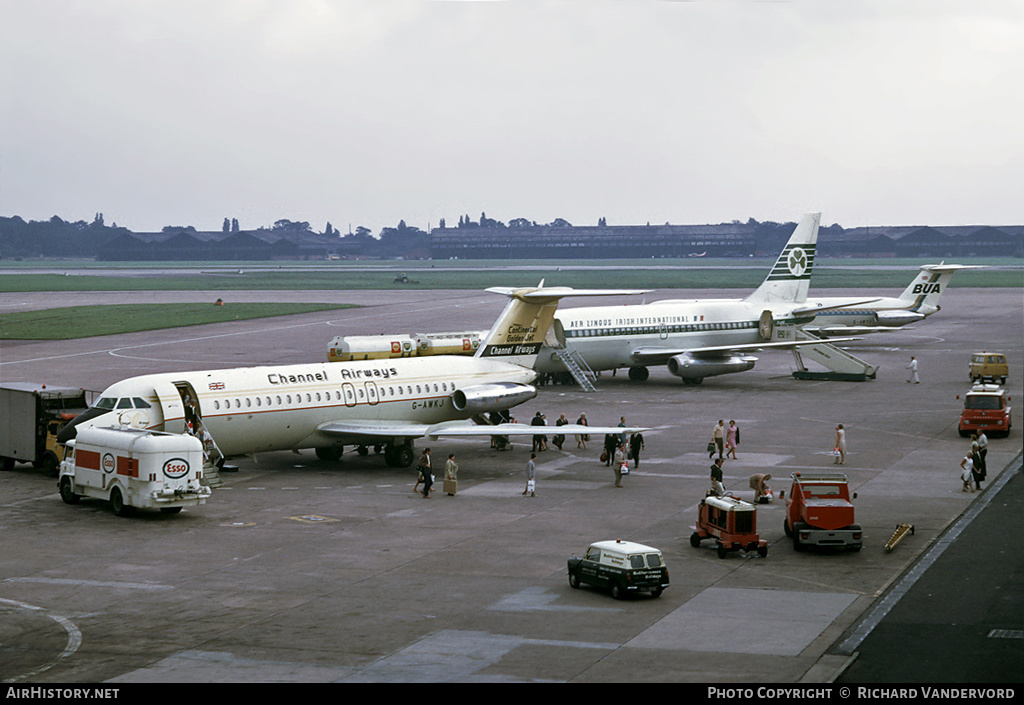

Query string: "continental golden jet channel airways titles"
[[58, 283, 648, 468], [535, 213, 861, 384]]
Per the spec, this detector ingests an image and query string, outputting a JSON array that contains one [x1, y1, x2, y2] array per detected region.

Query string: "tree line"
[[0, 211, 832, 260]]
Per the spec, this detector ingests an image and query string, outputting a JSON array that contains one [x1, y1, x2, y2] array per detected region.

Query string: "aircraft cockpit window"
[[131, 397, 152, 408], [116, 398, 133, 409], [95, 397, 117, 410]]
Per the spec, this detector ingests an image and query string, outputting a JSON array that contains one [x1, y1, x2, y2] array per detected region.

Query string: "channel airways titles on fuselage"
[[58, 283, 649, 469], [534, 213, 861, 384]]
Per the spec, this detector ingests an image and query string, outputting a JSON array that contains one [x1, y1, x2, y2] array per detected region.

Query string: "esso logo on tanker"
[[102, 453, 115, 474], [163, 457, 190, 479]]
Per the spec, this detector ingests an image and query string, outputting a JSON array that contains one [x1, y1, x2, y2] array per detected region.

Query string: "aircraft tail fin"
[[475, 281, 649, 369], [897, 263, 976, 309], [744, 213, 820, 304]]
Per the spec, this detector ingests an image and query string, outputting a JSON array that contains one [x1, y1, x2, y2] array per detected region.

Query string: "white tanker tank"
[[328, 331, 487, 362]]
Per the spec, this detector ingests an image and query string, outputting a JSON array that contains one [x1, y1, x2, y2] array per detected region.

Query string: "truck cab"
[[958, 384, 1012, 438], [784, 472, 862, 552]]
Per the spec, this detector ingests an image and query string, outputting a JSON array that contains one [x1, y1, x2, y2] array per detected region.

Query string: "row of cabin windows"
[[209, 381, 456, 412], [566, 321, 757, 338]]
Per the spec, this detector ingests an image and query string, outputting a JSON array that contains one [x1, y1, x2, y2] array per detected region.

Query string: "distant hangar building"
[[430, 222, 758, 259]]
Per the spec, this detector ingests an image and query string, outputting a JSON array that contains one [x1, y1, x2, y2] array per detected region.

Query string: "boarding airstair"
[[553, 345, 598, 392], [194, 421, 226, 488], [790, 329, 878, 381]]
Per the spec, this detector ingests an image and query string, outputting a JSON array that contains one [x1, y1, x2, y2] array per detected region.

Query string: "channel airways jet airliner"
[[58, 283, 648, 468], [534, 213, 861, 384]]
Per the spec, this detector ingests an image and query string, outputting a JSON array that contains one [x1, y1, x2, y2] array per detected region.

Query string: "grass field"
[[0, 257, 1020, 291], [0, 303, 356, 340], [1, 258, 1019, 340]]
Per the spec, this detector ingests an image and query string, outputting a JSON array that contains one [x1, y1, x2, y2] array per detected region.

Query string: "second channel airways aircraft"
[[534, 213, 862, 384], [58, 283, 647, 468]]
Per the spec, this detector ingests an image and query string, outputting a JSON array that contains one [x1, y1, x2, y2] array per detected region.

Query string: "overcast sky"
[[2, 0, 1022, 234]]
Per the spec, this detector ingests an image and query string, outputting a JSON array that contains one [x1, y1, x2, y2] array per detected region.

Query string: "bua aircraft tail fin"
[[897, 263, 976, 310]]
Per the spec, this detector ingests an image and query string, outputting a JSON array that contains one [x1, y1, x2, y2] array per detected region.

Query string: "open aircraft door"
[[759, 310, 774, 341], [548, 318, 567, 348], [152, 381, 183, 434]]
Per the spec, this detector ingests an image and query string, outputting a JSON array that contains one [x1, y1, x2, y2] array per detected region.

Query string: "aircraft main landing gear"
[[384, 442, 415, 468], [628, 366, 650, 382]]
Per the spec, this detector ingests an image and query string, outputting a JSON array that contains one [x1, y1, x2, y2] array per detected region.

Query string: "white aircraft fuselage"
[[532, 213, 844, 383], [83, 356, 537, 458], [801, 263, 973, 335], [538, 298, 804, 377], [59, 283, 649, 468]]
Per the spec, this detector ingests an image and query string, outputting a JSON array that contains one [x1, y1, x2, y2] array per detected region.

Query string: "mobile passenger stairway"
[[553, 344, 598, 392], [790, 329, 877, 381]]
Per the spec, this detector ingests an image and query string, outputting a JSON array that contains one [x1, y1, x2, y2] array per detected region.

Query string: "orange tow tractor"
[[690, 494, 768, 559]]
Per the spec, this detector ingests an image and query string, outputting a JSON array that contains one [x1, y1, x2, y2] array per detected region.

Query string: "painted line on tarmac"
[[0, 298, 492, 367], [0, 597, 82, 683], [833, 451, 1023, 656], [6, 577, 174, 591]]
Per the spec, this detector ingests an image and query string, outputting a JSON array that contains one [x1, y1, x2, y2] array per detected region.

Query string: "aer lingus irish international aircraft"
[[534, 213, 861, 384], [57, 283, 647, 468], [799, 263, 977, 336]]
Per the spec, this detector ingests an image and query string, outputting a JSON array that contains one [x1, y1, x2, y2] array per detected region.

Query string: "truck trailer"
[[328, 331, 485, 362], [1, 383, 94, 476]]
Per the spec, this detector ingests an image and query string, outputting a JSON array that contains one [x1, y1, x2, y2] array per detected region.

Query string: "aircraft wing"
[[317, 419, 648, 441], [421, 421, 648, 440], [317, 420, 436, 440], [804, 325, 908, 336], [629, 335, 862, 365], [790, 299, 882, 316]]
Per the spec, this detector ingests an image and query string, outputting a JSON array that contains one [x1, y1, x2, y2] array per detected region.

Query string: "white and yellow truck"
[[58, 427, 211, 516]]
